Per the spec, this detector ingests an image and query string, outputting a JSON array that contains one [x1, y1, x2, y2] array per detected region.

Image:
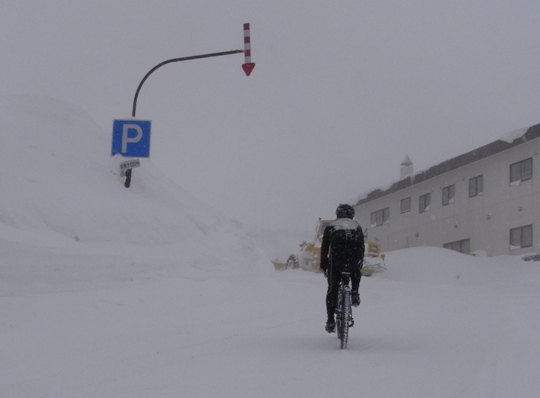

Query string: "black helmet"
[[336, 204, 355, 219]]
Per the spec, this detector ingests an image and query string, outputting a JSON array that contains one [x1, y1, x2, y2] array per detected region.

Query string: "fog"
[[2, 0, 540, 232]]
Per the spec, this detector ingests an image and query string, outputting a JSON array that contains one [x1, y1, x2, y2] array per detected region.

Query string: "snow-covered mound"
[[0, 96, 265, 294], [380, 246, 535, 285]]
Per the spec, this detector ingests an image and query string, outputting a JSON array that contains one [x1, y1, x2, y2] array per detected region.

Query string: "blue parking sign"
[[112, 119, 151, 157]]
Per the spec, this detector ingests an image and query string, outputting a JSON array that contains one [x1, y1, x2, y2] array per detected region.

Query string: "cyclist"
[[320, 204, 365, 333]]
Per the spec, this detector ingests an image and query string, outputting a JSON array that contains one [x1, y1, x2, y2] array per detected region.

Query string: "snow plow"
[[272, 218, 386, 276]]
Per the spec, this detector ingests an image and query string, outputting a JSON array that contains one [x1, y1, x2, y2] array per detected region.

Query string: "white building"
[[354, 124, 540, 257]]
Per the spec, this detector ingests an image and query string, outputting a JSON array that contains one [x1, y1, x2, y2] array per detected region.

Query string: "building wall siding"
[[355, 129, 540, 257]]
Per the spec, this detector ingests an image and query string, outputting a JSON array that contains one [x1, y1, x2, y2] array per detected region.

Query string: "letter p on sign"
[[111, 119, 151, 157]]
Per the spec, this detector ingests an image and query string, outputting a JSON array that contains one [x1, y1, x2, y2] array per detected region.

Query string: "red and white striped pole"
[[241, 23, 255, 76]]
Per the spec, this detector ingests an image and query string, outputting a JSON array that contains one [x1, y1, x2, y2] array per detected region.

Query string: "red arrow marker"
[[242, 62, 255, 76], [242, 23, 255, 76]]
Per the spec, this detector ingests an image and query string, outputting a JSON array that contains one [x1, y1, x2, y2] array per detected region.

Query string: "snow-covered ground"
[[1, 96, 540, 397]]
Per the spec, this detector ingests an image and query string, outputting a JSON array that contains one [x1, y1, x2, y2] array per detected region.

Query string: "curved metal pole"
[[132, 49, 243, 117]]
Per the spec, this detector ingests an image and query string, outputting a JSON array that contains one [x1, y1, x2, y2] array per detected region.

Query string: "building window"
[[510, 225, 533, 249], [510, 158, 532, 183], [419, 193, 431, 213], [469, 175, 483, 197], [442, 185, 455, 206], [443, 239, 471, 255], [371, 207, 389, 227], [400, 197, 411, 214]]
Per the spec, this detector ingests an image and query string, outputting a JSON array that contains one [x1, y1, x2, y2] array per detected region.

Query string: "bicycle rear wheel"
[[338, 291, 350, 349]]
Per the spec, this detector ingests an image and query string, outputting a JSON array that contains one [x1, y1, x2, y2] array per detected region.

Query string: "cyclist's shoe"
[[352, 291, 360, 307], [325, 320, 336, 333]]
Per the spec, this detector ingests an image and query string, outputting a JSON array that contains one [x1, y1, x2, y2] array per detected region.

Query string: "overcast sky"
[[2, 1, 540, 232]]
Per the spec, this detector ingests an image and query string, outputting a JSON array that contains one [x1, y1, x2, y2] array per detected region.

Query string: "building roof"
[[401, 154, 413, 166], [355, 123, 540, 206]]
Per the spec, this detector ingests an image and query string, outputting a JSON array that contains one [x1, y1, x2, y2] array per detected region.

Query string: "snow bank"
[[0, 95, 265, 290], [380, 246, 540, 286]]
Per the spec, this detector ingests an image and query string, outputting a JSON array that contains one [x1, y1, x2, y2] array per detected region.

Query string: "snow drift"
[[0, 95, 265, 294], [1, 96, 540, 398]]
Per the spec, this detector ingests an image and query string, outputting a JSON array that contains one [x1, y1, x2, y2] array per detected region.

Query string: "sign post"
[[241, 23, 256, 76], [111, 119, 151, 188], [114, 23, 255, 188]]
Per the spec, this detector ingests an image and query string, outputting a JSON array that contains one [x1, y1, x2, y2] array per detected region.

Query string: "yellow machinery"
[[273, 219, 386, 275]]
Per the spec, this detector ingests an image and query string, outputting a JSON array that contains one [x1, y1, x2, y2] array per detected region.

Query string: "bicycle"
[[335, 264, 355, 349]]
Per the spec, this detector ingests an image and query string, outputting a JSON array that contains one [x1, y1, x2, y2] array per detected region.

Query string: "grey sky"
[[2, 1, 540, 231]]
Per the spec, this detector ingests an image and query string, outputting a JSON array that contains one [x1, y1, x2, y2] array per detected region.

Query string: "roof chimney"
[[400, 155, 413, 179]]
